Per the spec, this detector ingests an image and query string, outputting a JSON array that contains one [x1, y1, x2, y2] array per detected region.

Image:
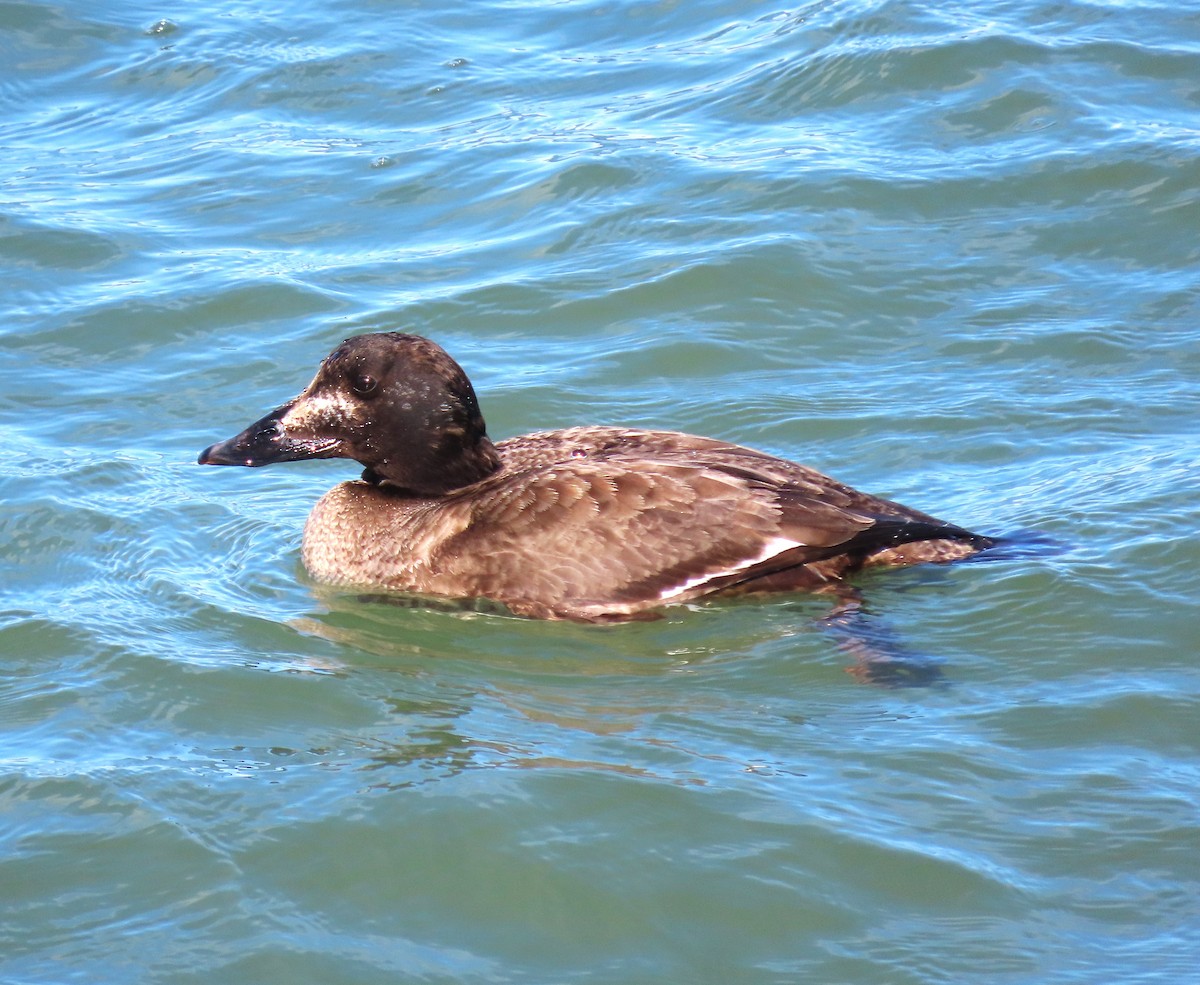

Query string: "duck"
[[198, 332, 993, 621]]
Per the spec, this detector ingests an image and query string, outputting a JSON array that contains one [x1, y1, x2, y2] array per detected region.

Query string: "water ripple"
[[3, 0, 1199, 981]]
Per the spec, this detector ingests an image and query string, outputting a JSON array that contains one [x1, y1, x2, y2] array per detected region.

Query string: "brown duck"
[[198, 332, 992, 621]]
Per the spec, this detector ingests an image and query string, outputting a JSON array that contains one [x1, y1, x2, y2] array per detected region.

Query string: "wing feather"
[[430, 455, 887, 611]]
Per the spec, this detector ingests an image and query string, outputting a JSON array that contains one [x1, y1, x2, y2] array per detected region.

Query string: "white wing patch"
[[658, 536, 804, 601]]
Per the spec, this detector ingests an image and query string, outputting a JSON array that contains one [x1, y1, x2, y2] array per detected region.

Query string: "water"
[[3, 0, 1199, 981]]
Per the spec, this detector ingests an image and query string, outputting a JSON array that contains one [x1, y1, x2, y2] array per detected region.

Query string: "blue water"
[[3, 0, 1199, 982]]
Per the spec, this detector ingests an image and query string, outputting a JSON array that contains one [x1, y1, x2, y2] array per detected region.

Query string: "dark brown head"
[[198, 332, 502, 495]]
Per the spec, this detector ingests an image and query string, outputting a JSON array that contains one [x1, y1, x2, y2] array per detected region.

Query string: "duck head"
[[198, 332, 502, 495]]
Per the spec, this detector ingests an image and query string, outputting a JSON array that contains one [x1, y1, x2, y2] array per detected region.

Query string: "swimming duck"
[[198, 332, 992, 621]]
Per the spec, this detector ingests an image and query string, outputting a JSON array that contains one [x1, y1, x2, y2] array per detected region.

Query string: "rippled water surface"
[[3, 0, 1199, 981]]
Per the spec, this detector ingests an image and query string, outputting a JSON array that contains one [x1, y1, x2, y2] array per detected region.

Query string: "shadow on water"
[[818, 606, 950, 688], [817, 527, 1065, 686]]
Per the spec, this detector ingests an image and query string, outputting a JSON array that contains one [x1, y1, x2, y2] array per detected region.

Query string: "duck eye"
[[351, 374, 379, 398]]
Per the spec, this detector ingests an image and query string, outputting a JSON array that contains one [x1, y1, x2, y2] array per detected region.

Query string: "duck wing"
[[431, 444, 982, 620]]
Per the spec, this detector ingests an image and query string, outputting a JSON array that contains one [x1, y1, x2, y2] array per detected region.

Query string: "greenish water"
[[3, 0, 1199, 982]]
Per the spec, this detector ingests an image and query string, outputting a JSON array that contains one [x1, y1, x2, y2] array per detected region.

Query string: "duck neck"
[[373, 433, 502, 497], [435, 433, 503, 493]]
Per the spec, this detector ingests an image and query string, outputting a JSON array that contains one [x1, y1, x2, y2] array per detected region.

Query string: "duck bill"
[[198, 401, 341, 468]]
